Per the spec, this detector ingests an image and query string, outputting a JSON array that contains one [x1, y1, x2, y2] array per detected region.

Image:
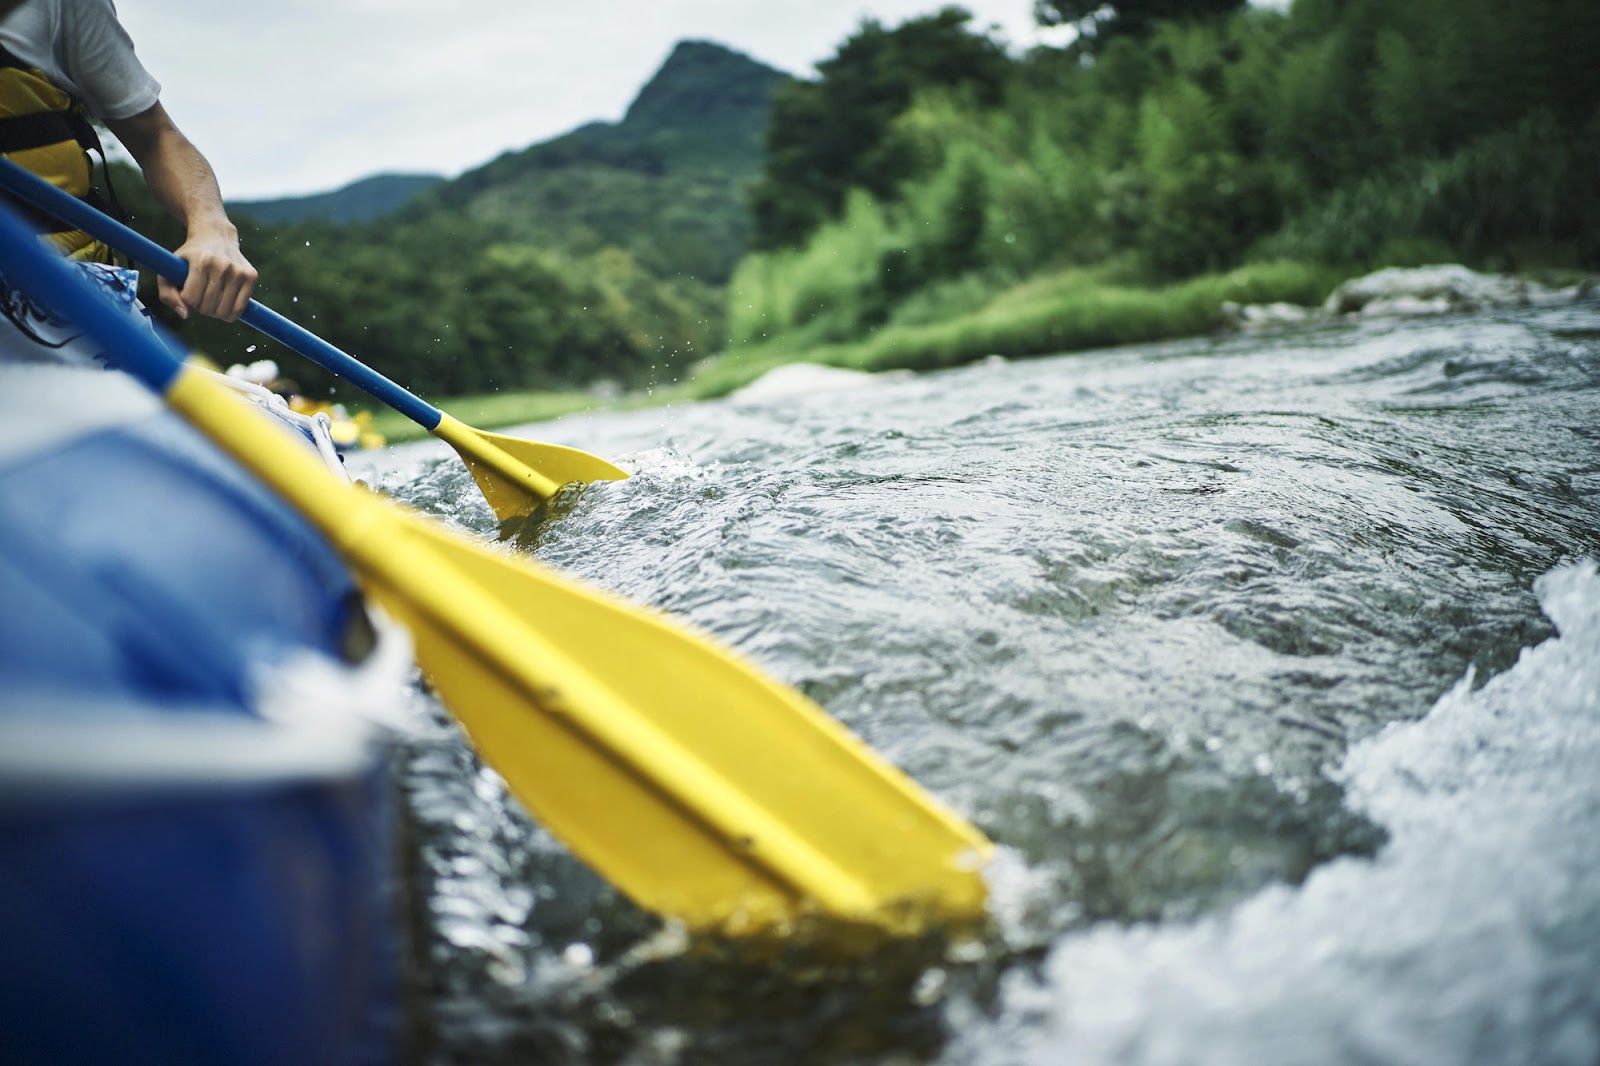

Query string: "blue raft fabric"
[[0, 377, 403, 1062]]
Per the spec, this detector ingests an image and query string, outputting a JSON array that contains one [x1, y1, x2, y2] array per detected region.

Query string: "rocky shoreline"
[[1224, 264, 1597, 331]]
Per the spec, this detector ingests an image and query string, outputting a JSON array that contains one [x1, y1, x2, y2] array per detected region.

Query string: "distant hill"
[[142, 39, 792, 398], [229, 172, 445, 224], [406, 39, 790, 283], [225, 41, 786, 280]]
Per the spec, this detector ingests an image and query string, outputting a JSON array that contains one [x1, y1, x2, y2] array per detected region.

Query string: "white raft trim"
[[0, 362, 160, 465], [0, 608, 416, 796], [0, 711, 375, 793]]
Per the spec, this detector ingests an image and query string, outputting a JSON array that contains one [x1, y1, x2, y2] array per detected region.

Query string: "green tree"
[[748, 7, 1011, 250]]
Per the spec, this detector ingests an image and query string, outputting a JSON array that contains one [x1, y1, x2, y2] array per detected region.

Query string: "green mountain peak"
[[622, 38, 791, 143], [421, 38, 790, 282]]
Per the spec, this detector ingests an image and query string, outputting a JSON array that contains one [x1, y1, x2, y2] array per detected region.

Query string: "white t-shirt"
[[0, 0, 160, 121]]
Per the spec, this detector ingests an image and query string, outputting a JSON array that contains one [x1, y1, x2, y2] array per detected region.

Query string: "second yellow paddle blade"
[[366, 510, 992, 938], [432, 414, 629, 520]]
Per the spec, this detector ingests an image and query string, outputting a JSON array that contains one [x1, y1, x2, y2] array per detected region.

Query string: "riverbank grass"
[[689, 259, 1343, 398]]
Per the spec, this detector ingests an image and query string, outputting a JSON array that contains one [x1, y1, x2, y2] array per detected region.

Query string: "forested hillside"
[[120, 2, 1598, 403], [122, 40, 788, 397], [727, 0, 1599, 367], [412, 39, 786, 284]]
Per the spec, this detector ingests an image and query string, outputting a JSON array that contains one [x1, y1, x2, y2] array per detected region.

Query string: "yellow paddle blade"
[[431, 413, 629, 520], [167, 369, 991, 940], [374, 513, 992, 936]]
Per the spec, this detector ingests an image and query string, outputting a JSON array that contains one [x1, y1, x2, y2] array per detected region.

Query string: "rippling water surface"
[[349, 302, 1600, 1065]]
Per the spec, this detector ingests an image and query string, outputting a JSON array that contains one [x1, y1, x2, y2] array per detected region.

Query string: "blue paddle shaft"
[[0, 158, 443, 429], [238, 302, 440, 427]]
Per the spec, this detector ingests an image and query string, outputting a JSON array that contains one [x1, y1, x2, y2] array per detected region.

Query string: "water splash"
[[994, 560, 1600, 1066]]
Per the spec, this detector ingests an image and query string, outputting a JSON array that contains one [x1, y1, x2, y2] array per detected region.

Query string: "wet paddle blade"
[[379, 512, 993, 934], [169, 371, 991, 938], [431, 414, 629, 521]]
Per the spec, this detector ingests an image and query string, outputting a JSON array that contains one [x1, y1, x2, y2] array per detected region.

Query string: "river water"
[[349, 300, 1600, 1066]]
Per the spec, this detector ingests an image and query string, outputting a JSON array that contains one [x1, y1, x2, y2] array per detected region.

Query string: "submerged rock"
[[1323, 264, 1574, 316], [1225, 264, 1593, 332]]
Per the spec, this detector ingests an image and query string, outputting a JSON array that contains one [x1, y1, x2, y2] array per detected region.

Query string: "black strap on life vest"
[[0, 107, 79, 153]]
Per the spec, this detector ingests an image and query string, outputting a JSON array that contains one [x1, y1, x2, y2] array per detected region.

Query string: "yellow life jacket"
[[0, 41, 113, 263]]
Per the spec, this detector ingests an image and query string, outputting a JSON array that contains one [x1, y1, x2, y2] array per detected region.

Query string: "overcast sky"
[[114, 1, 1068, 200]]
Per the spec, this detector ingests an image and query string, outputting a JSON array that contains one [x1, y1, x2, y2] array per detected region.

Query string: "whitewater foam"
[[988, 561, 1600, 1066]]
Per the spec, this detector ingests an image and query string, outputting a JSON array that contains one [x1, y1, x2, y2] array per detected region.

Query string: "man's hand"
[[160, 226, 257, 321], [106, 101, 258, 322]]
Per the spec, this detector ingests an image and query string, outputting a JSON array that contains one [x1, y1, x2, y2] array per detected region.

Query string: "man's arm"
[[106, 102, 257, 322]]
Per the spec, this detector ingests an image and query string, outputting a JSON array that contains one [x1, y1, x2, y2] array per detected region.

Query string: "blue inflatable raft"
[[0, 361, 412, 1066]]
